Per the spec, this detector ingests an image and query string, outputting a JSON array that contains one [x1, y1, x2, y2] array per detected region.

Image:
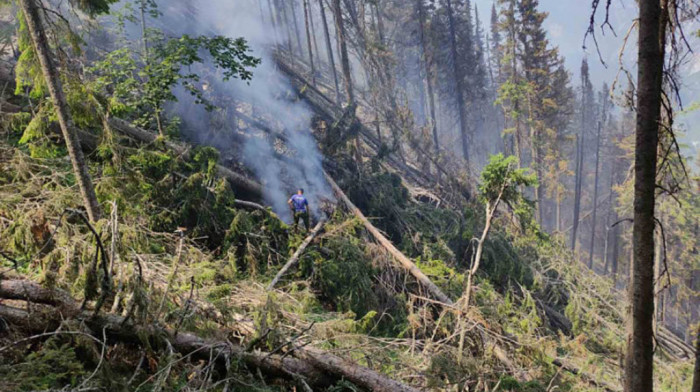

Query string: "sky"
[[474, 0, 700, 157]]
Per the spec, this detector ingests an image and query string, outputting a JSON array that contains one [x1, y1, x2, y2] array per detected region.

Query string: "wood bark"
[[692, 327, 700, 392], [18, 0, 101, 222], [295, 346, 419, 392], [332, 0, 354, 106], [571, 125, 584, 250], [324, 171, 453, 305], [416, 0, 440, 175], [268, 218, 327, 290], [289, 0, 305, 56], [444, 0, 470, 165], [0, 280, 419, 391], [588, 121, 602, 269], [318, 0, 341, 102], [624, 0, 667, 390], [302, 0, 316, 83]]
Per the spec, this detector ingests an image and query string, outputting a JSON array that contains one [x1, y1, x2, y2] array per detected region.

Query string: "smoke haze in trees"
[[131, 0, 333, 221]]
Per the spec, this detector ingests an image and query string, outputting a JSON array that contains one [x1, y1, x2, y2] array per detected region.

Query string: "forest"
[[0, 0, 698, 391]]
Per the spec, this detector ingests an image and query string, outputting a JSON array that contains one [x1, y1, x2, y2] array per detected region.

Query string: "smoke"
[[134, 0, 333, 221]]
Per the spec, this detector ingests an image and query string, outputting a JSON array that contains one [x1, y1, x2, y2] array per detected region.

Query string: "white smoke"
[[138, 0, 333, 221]]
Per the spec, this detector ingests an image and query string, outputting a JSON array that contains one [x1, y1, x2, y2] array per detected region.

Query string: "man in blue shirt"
[[288, 188, 310, 233]]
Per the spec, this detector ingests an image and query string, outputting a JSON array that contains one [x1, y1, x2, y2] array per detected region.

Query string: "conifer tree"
[[17, 0, 106, 221]]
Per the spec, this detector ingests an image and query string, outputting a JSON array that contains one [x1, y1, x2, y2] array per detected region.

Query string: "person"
[[288, 188, 310, 233]]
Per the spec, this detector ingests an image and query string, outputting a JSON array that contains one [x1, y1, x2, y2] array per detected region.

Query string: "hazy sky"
[[474, 0, 637, 87], [475, 0, 699, 152]]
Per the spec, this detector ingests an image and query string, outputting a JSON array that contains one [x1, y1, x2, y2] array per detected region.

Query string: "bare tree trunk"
[[692, 327, 700, 392], [624, 0, 668, 390], [307, 0, 321, 70], [417, 0, 440, 180], [445, 0, 470, 165], [289, 0, 305, 56], [332, 0, 354, 106], [571, 132, 584, 250], [588, 121, 602, 269], [277, 0, 295, 54], [318, 0, 340, 103], [302, 0, 316, 83], [603, 160, 617, 273], [268, 218, 326, 290], [18, 0, 101, 222], [611, 225, 619, 283]]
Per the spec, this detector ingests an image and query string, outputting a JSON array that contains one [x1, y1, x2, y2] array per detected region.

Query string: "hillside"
[[0, 0, 698, 391]]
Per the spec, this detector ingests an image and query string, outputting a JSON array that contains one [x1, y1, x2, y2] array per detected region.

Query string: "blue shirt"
[[289, 194, 308, 212]]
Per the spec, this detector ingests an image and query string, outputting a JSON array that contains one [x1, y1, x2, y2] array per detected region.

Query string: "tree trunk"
[[307, 0, 322, 70], [588, 121, 602, 269], [602, 160, 617, 273], [318, 0, 340, 103], [692, 327, 700, 392], [302, 0, 316, 83], [571, 133, 584, 250], [268, 218, 327, 290], [611, 223, 619, 284], [445, 0, 470, 165], [624, 0, 667, 390], [278, 0, 295, 54], [289, 0, 305, 56], [324, 171, 453, 305], [417, 0, 440, 179], [0, 280, 421, 392], [332, 0, 354, 106], [18, 0, 101, 222]]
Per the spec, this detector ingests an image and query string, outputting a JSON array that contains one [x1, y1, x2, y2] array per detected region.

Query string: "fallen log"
[[267, 217, 327, 290], [0, 280, 419, 391], [552, 358, 620, 392], [295, 345, 419, 392], [0, 302, 330, 388], [107, 118, 263, 198], [323, 171, 454, 305]]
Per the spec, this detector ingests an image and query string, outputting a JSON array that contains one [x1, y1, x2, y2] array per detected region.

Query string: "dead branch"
[[267, 217, 327, 290]]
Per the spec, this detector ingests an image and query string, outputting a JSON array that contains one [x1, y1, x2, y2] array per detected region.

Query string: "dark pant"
[[293, 211, 310, 232]]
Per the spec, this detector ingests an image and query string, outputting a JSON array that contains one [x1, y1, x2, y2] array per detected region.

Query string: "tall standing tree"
[[18, 0, 103, 221], [444, 0, 470, 164], [571, 58, 591, 250], [624, 0, 668, 390], [332, 0, 354, 106], [318, 0, 341, 102], [416, 0, 439, 160]]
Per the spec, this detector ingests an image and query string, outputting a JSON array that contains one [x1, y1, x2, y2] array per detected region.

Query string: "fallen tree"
[[323, 171, 454, 305], [268, 217, 327, 290], [0, 279, 420, 391], [107, 118, 263, 198]]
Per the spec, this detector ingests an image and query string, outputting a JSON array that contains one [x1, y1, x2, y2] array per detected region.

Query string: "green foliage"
[[481, 233, 534, 289], [70, 0, 119, 16], [0, 338, 85, 391], [88, 29, 260, 133], [479, 154, 537, 206], [307, 236, 377, 315]]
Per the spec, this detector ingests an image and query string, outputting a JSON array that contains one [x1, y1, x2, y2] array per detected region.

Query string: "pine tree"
[[18, 0, 103, 221], [489, 4, 502, 87], [625, 0, 668, 389], [571, 58, 592, 250], [443, 0, 471, 164]]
